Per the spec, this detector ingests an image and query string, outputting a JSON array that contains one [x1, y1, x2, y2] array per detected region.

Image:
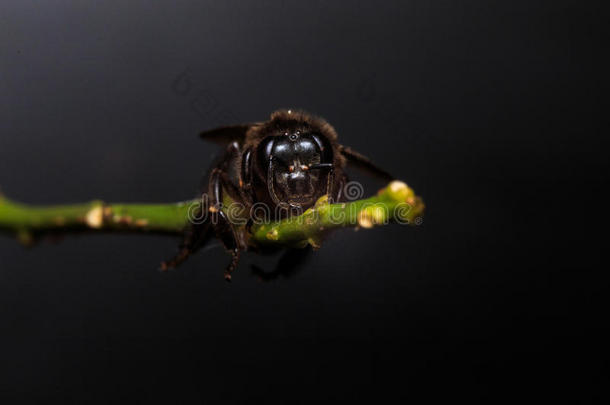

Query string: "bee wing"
[[199, 124, 258, 145], [340, 145, 394, 182]]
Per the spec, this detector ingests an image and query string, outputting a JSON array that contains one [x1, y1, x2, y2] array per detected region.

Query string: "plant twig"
[[0, 181, 424, 248]]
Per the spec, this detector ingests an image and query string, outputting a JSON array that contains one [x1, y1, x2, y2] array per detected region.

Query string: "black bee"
[[161, 109, 393, 280]]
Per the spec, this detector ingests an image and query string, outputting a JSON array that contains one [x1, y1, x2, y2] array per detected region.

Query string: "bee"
[[161, 109, 393, 280]]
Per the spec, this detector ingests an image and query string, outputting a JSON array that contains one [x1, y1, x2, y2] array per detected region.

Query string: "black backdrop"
[[0, 1, 606, 403]]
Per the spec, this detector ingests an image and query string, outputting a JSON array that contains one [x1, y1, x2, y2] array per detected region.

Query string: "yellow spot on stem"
[[357, 211, 374, 229], [357, 206, 387, 229], [135, 219, 149, 227], [266, 228, 279, 241], [85, 206, 104, 229], [307, 237, 321, 249], [390, 180, 407, 193], [388, 181, 410, 202]]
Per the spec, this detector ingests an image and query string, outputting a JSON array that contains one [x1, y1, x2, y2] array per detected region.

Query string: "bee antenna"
[[326, 167, 335, 204]]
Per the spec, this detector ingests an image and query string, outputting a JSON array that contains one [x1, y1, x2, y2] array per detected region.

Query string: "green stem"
[[0, 181, 424, 248]]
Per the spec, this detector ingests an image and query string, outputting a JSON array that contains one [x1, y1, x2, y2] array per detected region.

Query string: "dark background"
[[0, 1, 606, 403]]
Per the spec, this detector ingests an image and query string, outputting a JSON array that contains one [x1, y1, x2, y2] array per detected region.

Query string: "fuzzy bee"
[[161, 109, 393, 280]]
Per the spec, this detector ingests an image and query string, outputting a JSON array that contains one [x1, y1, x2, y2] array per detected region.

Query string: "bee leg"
[[209, 167, 243, 281], [160, 208, 211, 271], [245, 218, 254, 235], [224, 249, 241, 281]]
